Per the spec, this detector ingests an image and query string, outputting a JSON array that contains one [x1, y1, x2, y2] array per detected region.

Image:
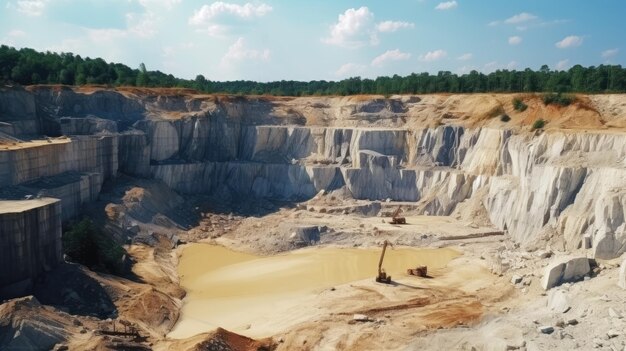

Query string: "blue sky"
[[1, 0, 624, 81]]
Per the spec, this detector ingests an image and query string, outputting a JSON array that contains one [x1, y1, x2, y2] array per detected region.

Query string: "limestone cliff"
[[2, 86, 626, 259]]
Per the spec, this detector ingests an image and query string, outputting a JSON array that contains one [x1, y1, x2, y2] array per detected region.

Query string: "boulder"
[[293, 226, 321, 244], [353, 314, 370, 322], [541, 256, 591, 290], [608, 307, 622, 319], [537, 326, 554, 334], [547, 289, 570, 313], [511, 275, 523, 284], [607, 330, 620, 338]]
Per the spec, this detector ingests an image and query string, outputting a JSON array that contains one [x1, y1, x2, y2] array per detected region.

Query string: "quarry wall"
[[2, 87, 626, 267], [0, 198, 62, 299]]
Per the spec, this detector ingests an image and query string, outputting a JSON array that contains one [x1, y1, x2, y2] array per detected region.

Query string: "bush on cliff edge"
[[532, 118, 546, 130]]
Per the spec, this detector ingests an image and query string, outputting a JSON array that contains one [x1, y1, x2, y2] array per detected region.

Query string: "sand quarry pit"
[[169, 242, 495, 348]]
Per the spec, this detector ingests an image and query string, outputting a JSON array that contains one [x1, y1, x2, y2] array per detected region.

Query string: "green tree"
[[136, 62, 149, 86]]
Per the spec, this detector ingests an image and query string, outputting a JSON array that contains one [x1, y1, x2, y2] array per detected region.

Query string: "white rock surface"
[[541, 256, 591, 290], [6, 89, 626, 259], [547, 289, 570, 313], [617, 259, 626, 290]]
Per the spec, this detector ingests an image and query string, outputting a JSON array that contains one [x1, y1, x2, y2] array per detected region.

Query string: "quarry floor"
[[169, 191, 626, 351], [3, 181, 626, 351]]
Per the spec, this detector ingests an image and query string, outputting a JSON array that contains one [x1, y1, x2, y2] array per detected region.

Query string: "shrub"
[[487, 105, 505, 119], [512, 98, 528, 112], [500, 114, 511, 122], [532, 118, 546, 130], [542, 93, 575, 107], [63, 218, 126, 274]]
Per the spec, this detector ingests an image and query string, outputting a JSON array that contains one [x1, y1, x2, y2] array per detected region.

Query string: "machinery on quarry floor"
[[390, 206, 406, 224], [376, 240, 393, 284], [407, 265, 428, 277]]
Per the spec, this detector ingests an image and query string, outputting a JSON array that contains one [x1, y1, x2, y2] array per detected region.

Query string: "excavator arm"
[[376, 240, 393, 284], [378, 240, 388, 275], [390, 205, 407, 225], [391, 206, 401, 220]]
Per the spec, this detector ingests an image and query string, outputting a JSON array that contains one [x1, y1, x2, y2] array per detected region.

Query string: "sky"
[[1, 0, 624, 82]]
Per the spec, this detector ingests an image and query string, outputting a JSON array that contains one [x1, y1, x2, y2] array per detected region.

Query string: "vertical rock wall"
[[143, 120, 626, 259], [0, 199, 62, 299], [0, 135, 118, 187]]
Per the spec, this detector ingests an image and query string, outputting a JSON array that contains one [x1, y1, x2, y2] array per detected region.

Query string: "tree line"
[[1, 45, 626, 95]]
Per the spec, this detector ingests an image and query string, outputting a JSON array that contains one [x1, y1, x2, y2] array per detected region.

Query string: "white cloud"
[[419, 49, 447, 62], [483, 61, 498, 72], [336, 63, 367, 77], [601, 48, 619, 59], [507, 61, 518, 70], [488, 21, 500, 27], [457, 53, 473, 61], [7, 30, 26, 37], [504, 12, 537, 24], [14, 0, 48, 16], [556, 59, 570, 70], [189, 2, 272, 25], [221, 37, 270, 66], [508, 36, 522, 45], [84, 10, 159, 41], [435, 1, 457, 10], [376, 20, 414, 33], [162, 42, 196, 58], [371, 49, 411, 66], [555, 35, 583, 49], [138, 0, 181, 9], [126, 11, 158, 38], [1, 29, 27, 47], [200, 24, 229, 37], [323, 7, 375, 47]]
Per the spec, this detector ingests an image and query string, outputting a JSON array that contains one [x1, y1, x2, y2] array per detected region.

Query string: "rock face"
[[0, 296, 70, 350], [541, 257, 591, 290], [4, 87, 626, 258], [118, 131, 151, 177], [0, 198, 63, 299], [0, 86, 38, 135], [0, 172, 102, 221], [293, 226, 321, 244], [60, 116, 117, 135], [0, 135, 117, 187]]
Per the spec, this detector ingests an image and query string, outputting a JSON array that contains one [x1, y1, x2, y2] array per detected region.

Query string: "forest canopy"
[[1, 45, 625, 96]]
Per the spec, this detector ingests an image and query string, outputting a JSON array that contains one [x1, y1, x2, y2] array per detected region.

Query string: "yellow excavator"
[[390, 205, 406, 224], [375, 240, 393, 284]]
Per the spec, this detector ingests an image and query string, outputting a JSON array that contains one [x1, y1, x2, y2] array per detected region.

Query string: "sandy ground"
[[170, 244, 461, 339], [3, 178, 625, 351]]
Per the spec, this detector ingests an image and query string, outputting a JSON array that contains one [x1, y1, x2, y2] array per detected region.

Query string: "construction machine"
[[407, 265, 428, 277], [390, 205, 406, 224], [375, 240, 393, 284]]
